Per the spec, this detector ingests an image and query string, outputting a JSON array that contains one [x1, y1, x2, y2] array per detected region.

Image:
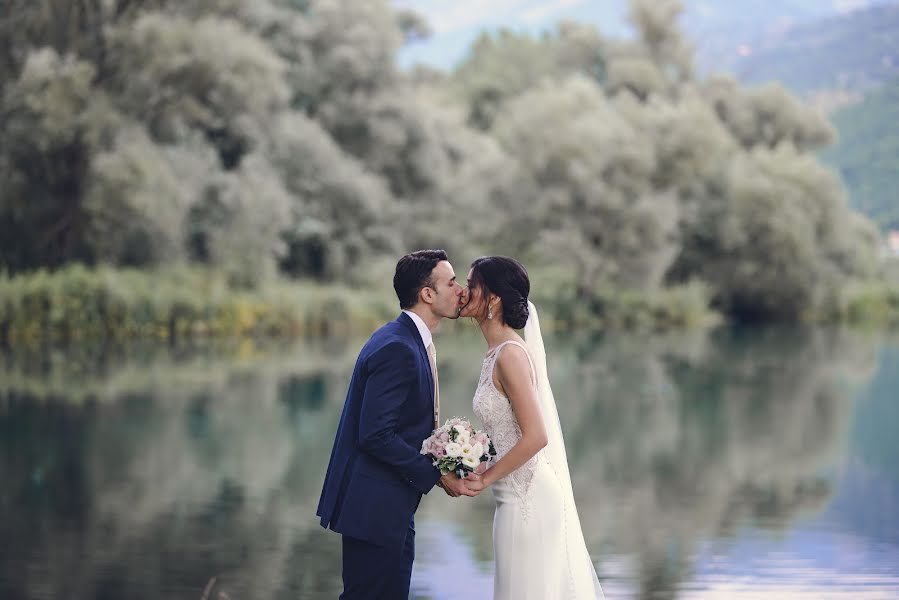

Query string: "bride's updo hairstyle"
[[469, 256, 530, 329]]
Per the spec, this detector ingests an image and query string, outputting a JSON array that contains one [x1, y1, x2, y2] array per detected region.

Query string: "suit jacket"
[[316, 312, 442, 547]]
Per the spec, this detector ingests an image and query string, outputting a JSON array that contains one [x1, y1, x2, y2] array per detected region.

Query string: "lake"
[[1, 323, 897, 599]]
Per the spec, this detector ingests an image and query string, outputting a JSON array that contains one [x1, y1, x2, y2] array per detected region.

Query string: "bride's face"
[[459, 267, 488, 320]]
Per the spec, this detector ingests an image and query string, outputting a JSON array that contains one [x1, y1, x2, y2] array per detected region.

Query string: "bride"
[[459, 256, 604, 600]]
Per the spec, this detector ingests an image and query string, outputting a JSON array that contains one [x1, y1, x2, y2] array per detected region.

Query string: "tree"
[[454, 23, 606, 129], [492, 77, 680, 297], [0, 48, 113, 270]]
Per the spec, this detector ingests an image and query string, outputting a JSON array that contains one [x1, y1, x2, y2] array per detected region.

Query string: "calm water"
[[1, 325, 898, 599]]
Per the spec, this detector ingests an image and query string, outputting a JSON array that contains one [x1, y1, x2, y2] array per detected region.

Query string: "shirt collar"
[[402, 310, 433, 349]]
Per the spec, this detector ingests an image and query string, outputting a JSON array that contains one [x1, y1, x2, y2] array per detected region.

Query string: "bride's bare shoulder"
[[493, 342, 533, 390]]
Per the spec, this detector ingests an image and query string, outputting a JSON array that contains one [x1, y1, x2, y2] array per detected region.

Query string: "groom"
[[317, 249, 480, 599]]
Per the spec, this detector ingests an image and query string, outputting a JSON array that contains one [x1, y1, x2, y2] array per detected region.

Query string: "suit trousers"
[[340, 519, 416, 600]]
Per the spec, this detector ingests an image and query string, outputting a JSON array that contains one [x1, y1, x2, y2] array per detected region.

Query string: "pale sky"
[[393, 0, 631, 69], [392, 0, 887, 71]]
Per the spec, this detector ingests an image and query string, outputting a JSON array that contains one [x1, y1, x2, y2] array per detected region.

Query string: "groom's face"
[[426, 260, 465, 320]]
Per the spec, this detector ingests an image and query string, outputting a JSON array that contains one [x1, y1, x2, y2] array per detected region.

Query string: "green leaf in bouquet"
[[435, 456, 460, 475]]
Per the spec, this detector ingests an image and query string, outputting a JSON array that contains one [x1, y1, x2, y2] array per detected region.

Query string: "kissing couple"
[[317, 250, 604, 599]]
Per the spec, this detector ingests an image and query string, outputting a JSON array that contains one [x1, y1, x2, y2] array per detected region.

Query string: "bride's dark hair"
[[469, 256, 530, 329]]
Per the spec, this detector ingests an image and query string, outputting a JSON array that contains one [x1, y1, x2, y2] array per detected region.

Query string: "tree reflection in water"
[[0, 339, 354, 600], [0, 327, 885, 599], [556, 326, 877, 598]]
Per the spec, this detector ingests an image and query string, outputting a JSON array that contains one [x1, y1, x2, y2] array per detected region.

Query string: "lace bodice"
[[472, 340, 541, 507]]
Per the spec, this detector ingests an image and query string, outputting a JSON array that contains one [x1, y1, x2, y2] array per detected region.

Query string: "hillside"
[[702, 2, 899, 95], [686, 0, 836, 39], [823, 77, 899, 230], [687, 2, 899, 231]]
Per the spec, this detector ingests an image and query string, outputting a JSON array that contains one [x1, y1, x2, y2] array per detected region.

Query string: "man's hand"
[[440, 472, 480, 497], [463, 473, 487, 493], [436, 480, 457, 497]]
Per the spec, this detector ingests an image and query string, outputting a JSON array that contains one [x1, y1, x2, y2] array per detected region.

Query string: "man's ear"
[[421, 285, 435, 305]]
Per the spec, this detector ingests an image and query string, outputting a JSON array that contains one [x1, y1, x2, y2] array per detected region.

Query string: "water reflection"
[[0, 326, 896, 599], [558, 327, 878, 599], [0, 339, 354, 600]]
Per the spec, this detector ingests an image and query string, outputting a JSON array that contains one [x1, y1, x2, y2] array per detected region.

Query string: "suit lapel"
[[396, 313, 434, 394]]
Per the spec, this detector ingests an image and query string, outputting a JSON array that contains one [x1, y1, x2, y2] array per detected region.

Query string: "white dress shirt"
[[402, 310, 433, 350]]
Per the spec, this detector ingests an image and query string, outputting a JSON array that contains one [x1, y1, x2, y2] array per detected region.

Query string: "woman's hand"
[[475, 461, 488, 475], [440, 472, 479, 497], [463, 472, 488, 493]]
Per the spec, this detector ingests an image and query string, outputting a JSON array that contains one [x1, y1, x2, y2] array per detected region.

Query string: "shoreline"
[[1, 265, 898, 345]]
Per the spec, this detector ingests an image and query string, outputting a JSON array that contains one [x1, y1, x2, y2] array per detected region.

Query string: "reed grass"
[[0, 264, 394, 345]]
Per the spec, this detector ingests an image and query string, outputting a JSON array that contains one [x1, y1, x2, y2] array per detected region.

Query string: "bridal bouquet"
[[421, 417, 495, 479]]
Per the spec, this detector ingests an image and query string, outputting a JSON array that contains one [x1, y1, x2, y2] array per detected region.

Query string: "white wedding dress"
[[472, 302, 604, 599]]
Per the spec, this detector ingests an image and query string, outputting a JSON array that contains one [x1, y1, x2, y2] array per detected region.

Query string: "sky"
[[392, 0, 888, 71], [393, 0, 632, 70]]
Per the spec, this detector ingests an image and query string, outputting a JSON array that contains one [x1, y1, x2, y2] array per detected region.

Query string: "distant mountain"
[[685, 0, 832, 37], [696, 2, 899, 95], [682, 2, 899, 232], [822, 76, 899, 230]]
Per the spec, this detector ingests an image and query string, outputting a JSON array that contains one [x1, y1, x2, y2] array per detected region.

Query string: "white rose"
[[459, 443, 475, 458], [462, 456, 480, 469], [453, 426, 471, 445], [470, 442, 484, 458], [445, 442, 463, 458]]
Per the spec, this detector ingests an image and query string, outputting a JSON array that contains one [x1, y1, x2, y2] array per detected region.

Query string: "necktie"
[[426, 341, 440, 430]]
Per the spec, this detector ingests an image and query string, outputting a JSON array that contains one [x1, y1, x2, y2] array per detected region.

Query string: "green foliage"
[[672, 145, 880, 319], [590, 281, 718, 330], [0, 0, 888, 329], [268, 113, 394, 280], [109, 12, 290, 162], [453, 23, 606, 129], [529, 265, 717, 330], [0, 265, 395, 344], [491, 77, 680, 295], [815, 281, 899, 327], [0, 48, 115, 269], [702, 76, 835, 152]]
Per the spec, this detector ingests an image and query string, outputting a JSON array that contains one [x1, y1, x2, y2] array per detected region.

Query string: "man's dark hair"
[[394, 249, 448, 309]]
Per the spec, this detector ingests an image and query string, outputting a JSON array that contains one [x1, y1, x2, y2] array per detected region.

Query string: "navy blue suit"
[[317, 313, 442, 599]]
